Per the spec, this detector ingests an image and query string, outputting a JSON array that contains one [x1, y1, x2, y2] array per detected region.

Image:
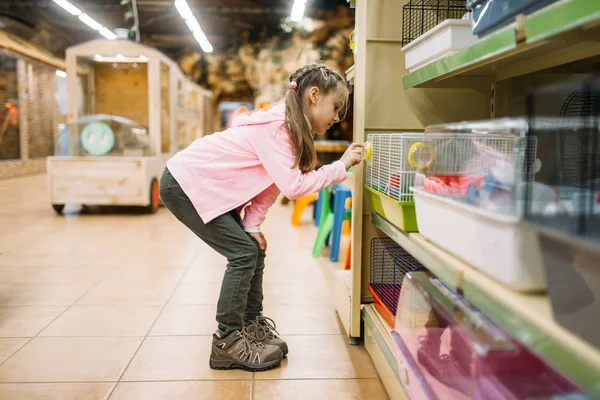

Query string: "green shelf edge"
[[525, 0, 600, 43], [402, 26, 517, 90], [362, 306, 401, 381], [463, 279, 600, 398]]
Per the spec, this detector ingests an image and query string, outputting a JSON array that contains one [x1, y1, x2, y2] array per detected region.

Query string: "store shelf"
[[371, 210, 600, 397], [363, 304, 409, 400], [314, 140, 349, 153], [402, 0, 600, 89], [525, 0, 600, 43], [345, 64, 355, 82]]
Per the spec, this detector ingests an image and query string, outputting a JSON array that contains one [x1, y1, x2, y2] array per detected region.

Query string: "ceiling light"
[[174, 0, 193, 20], [52, 0, 115, 39], [78, 13, 103, 31], [52, 0, 81, 16], [99, 27, 117, 40], [55, 70, 67, 78], [174, 0, 213, 53], [290, 0, 307, 22]]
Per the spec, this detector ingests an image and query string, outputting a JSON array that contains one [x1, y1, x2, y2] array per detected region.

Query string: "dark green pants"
[[159, 167, 265, 335]]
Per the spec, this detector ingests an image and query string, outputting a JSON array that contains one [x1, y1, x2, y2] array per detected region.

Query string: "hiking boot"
[[209, 327, 283, 372], [244, 316, 288, 356]]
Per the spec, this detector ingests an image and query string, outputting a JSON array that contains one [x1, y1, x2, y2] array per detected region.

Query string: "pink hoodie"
[[165, 103, 347, 231]]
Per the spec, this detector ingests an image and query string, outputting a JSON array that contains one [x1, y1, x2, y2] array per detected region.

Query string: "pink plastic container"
[[391, 272, 585, 400]]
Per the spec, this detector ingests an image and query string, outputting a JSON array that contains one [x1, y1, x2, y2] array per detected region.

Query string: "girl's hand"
[[248, 232, 267, 251], [340, 143, 364, 170]]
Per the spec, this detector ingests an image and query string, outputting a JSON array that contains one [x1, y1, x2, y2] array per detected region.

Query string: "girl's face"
[[305, 86, 345, 135]]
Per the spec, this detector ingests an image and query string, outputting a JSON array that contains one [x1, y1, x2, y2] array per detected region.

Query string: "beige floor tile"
[[0, 339, 28, 364], [103, 266, 186, 283], [0, 306, 67, 337], [121, 251, 196, 268], [263, 282, 334, 305], [0, 266, 110, 284], [121, 336, 252, 381], [109, 381, 251, 400], [188, 253, 229, 269], [0, 337, 143, 382], [40, 306, 162, 337], [255, 335, 378, 380], [167, 283, 221, 306], [253, 379, 389, 400], [181, 265, 226, 283], [51, 253, 125, 268], [262, 305, 344, 335], [0, 283, 95, 306], [149, 305, 218, 336], [0, 383, 115, 400], [0, 253, 58, 267], [76, 279, 178, 306], [262, 265, 329, 284]]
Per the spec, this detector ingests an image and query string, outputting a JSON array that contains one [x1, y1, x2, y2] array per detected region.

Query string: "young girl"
[[159, 63, 363, 372]]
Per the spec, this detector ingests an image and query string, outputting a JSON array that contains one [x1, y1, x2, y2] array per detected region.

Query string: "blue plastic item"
[[330, 183, 352, 262], [312, 183, 352, 262], [467, 0, 559, 38], [314, 189, 324, 227]]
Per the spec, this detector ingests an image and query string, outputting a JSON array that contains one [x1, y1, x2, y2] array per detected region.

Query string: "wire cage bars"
[[402, 0, 468, 47], [369, 237, 426, 327]]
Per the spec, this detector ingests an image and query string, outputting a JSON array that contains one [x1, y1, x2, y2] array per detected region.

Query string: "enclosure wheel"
[[349, 337, 361, 346], [145, 178, 159, 213], [52, 204, 65, 215]]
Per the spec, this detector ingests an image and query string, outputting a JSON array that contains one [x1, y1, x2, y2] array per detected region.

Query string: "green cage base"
[[366, 186, 418, 232]]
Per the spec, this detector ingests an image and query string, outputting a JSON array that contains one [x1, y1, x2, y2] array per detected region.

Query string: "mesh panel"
[[365, 133, 424, 202], [370, 237, 425, 317]]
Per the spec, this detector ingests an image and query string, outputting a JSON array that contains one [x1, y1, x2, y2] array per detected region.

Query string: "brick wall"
[[0, 158, 45, 180], [28, 62, 56, 158], [0, 47, 58, 180], [0, 54, 20, 161]]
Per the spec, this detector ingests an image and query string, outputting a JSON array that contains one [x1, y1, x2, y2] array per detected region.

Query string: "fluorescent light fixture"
[[174, 0, 193, 20], [185, 17, 201, 33], [99, 27, 117, 40], [174, 0, 213, 53], [55, 70, 67, 78], [290, 0, 307, 22], [193, 31, 213, 53], [78, 13, 103, 30], [52, 0, 81, 16], [52, 0, 115, 39], [91, 55, 150, 63]]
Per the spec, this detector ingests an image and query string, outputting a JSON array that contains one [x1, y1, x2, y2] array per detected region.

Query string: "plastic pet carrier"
[[390, 271, 587, 399], [524, 75, 600, 349], [410, 119, 546, 291]]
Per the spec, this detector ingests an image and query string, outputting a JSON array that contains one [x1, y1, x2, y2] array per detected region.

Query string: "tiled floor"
[[0, 174, 389, 400]]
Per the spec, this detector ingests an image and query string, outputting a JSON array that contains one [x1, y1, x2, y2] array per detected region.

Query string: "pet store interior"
[[0, 0, 599, 398]]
